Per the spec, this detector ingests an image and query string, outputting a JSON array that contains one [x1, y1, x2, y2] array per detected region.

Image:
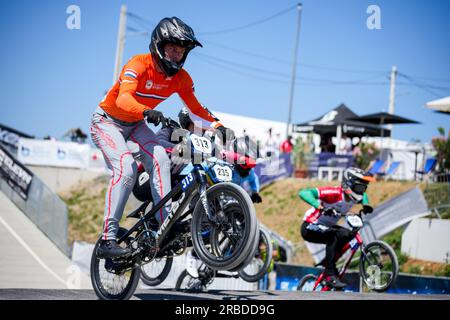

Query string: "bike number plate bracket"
[[191, 134, 212, 154], [181, 173, 194, 191], [213, 165, 233, 182]]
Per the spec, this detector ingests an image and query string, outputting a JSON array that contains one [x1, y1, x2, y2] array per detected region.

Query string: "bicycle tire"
[[359, 240, 399, 292], [191, 183, 258, 271]]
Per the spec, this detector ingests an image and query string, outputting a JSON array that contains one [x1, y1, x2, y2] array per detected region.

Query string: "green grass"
[[423, 182, 450, 219], [435, 265, 450, 277]]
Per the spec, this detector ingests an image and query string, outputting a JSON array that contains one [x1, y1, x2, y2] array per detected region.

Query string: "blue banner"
[[275, 263, 450, 294], [254, 153, 294, 188], [308, 152, 355, 172]]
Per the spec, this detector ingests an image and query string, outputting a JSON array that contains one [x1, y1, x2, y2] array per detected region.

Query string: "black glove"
[[322, 207, 337, 216], [363, 205, 374, 214], [143, 109, 164, 126], [251, 192, 262, 203], [216, 125, 235, 143]]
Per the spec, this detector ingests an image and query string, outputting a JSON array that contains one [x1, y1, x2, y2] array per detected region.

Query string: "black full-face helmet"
[[150, 16, 202, 77], [342, 167, 374, 202], [178, 107, 193, 130]]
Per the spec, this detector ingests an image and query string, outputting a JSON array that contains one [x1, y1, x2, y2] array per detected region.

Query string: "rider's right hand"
[[251, 192, 262, 203], [362, 205, 374, 214], [143, 109, 164, 126]]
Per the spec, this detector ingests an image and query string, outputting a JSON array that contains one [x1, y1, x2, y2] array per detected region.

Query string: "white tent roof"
[[425, 96, 450, 113], [213, 111, 290, 142]]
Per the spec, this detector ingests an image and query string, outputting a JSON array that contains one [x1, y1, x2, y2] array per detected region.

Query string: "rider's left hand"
[[363, 205, 374, 214], [143, 109, 164, 126], [322, 207, 338, 216], [251, 192, 262, 203]]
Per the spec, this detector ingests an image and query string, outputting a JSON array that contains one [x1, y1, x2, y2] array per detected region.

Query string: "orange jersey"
[[99, 53, 221, 127]]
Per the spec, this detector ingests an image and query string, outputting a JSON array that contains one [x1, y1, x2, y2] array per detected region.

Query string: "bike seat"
[[315, 257, 326, 267]]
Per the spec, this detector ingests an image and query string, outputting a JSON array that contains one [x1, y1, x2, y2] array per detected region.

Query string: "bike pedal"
[[104, 258, 115, 272]]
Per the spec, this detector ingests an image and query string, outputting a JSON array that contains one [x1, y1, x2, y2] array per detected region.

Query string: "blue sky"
[[0, 0, 449, 143]]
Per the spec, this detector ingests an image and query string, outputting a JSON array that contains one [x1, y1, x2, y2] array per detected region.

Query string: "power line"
[[399, 73, 450, 84], [126, 11, 389, 75], [397, 73, 450, 97], [127, 12, 156, 28], [126, 11, 449, 84], [202, 40, 291, 65], [194, 52, 388, 84], [197, 4, 298, 36], [193, 54, 389, 87], [197, 57, 291, 84]]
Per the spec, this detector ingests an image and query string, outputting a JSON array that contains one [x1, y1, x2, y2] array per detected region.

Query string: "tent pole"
[[336, 125, 342, 155]]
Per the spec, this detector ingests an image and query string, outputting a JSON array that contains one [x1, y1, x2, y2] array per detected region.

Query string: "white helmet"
[[342, 167, 374, 202]]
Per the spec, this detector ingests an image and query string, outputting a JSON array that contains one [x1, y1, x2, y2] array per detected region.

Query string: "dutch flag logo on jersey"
[[124, 69, 138, 79]]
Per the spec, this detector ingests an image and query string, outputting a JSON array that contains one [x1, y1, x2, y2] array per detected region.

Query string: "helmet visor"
[[353, 182, 368, 194]]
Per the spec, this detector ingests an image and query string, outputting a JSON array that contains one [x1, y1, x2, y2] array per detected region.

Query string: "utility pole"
[[383, 65, 397, 157], [388, 65, 397, 133], [286, 3, 303, 139], [113, 5, 127, 84]]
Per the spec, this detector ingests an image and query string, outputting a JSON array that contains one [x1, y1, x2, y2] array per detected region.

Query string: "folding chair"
[[378, 161, 401, 180], [367, 159, 385, 175], [416, 158, 437, 181]]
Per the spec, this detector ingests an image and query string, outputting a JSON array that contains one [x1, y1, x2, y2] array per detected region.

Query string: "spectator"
[[320, 134, 335, 153], [342, 135, 353, 154], [264, 128, 278, 158], [280, 135, 294, 154]]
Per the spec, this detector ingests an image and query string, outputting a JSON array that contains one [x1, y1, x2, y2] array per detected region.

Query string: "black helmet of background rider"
[[178, 106, 220, 131], [178, 107, 193, 130], [150, 17, 203, 77], [341, 167, 374, 202]]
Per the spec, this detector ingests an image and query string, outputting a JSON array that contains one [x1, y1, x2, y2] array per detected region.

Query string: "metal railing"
[[0, 168, 69, 256]]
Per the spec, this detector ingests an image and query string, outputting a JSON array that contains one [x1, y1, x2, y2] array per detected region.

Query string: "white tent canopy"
[[425, 96, 450, 113]]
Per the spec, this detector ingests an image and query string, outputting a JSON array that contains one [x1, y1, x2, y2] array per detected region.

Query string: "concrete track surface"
[[0, 288, 449, 300], [0, 192, 91, 289]]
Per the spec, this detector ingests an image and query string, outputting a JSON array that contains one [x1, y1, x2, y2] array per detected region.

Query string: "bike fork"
[[194, 165, 216, 224]]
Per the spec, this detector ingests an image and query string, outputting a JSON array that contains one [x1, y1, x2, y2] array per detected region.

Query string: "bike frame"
[[117, 161, 211, 255], [312, 231, 364, 291]]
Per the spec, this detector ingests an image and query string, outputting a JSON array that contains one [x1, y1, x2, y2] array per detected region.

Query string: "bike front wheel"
[[297, 274, 320, 291], [359, 240, 399, 292], [191, 183, 258, 271]]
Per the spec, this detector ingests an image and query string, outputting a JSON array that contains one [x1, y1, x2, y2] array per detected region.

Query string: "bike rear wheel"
[[175, 269, 214, 292], [140, 256, 173, 286], [191, 183, 258, 271], [238, 228, 273, 282], [90, 228, 141, 300], [359, 240, 399, 292], [297, 274, 320, 291]]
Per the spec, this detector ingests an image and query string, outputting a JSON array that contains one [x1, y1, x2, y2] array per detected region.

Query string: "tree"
[[353, 141, 379, 170], [432, 127, 450, 173]]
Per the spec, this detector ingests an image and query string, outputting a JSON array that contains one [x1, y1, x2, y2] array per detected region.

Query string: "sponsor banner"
[[0, 123, 34, 149], [18, 138, 91, 168], [254, 153, 294, 187], [308, 152, 354, 173], [0, 144, 34, 200]]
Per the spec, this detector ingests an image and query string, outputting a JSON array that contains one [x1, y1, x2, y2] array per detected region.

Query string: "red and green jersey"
[[299, 186, 369, 226]]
